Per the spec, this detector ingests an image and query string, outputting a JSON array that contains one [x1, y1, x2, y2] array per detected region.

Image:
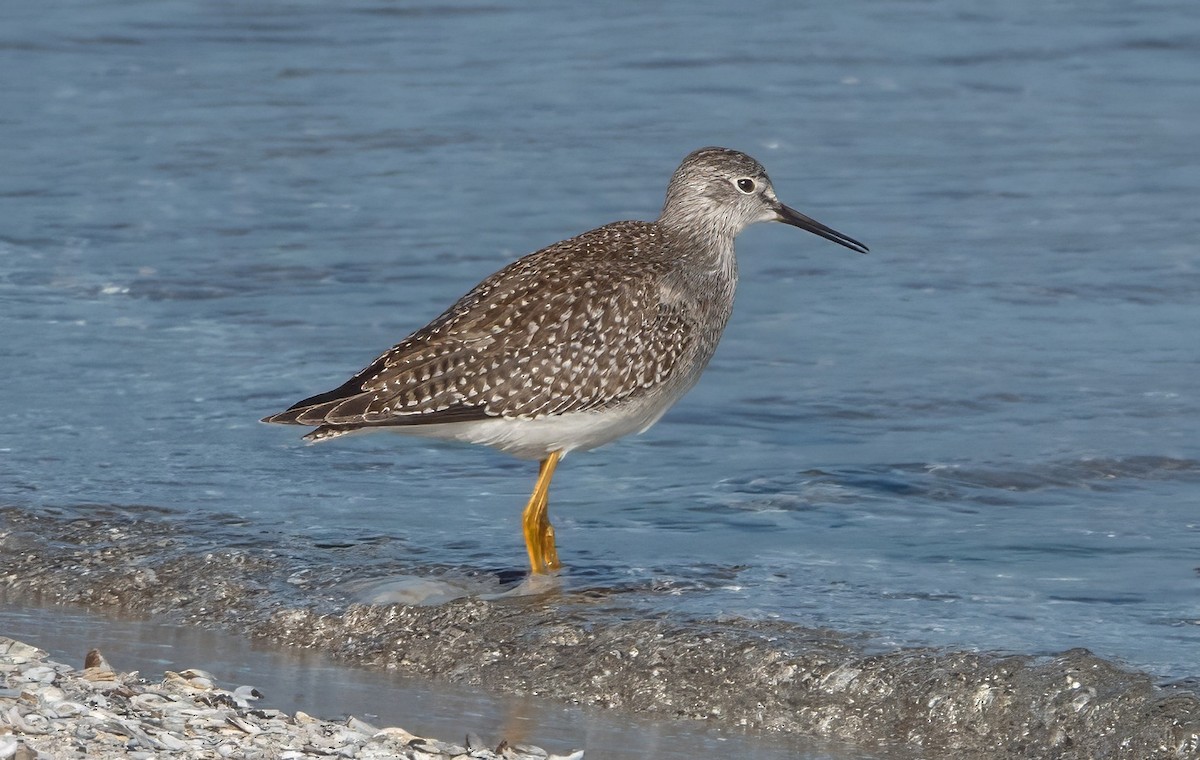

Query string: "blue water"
[[3, 0, 1199, 683]]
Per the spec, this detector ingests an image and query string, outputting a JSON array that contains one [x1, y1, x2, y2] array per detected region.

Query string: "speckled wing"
[[261, 222, 697, 438]]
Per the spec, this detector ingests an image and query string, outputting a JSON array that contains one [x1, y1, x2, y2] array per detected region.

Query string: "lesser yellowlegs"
[[262, 147, 868, 574]]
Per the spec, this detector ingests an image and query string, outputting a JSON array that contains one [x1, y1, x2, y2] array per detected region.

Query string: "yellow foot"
[[521, 451, 562, 574]]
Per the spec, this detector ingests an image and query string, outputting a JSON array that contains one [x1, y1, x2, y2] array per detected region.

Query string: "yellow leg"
[[521, 451, 562, 574]]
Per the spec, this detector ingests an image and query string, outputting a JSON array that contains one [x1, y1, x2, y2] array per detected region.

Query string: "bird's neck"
[[657, 192, 743, 247], [656, 214, 739, 284]]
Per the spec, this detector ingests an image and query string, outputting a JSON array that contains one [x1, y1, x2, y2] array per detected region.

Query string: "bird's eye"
[[736, 178, 756, 194]]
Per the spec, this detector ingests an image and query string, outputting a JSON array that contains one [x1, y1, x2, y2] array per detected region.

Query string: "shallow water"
[[2, 0, 1198, 713]]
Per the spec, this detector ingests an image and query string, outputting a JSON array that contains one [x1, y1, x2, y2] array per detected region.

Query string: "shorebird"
[[262, 147, 867, 574]]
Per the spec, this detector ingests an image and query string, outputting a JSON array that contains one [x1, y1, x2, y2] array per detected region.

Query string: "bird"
[[262, 147, 868, 575]]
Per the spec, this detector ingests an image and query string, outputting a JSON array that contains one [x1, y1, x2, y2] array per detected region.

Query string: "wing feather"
[[261, 221, 699, 434]]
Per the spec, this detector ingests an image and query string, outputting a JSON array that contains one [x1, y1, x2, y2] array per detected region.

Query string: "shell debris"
[[0, 636, 582, 760]]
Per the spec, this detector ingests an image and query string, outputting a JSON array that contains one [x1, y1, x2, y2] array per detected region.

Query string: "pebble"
[[0, 636, 582, 760]]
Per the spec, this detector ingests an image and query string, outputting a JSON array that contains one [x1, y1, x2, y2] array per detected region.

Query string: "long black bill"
[[776, 203, 869, 254]]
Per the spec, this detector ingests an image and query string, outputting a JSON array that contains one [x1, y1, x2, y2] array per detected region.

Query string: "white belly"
[[382, 390, 682, 460]]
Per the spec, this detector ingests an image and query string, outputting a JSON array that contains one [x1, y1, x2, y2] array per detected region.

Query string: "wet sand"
[[1, 506, 1197, 759]]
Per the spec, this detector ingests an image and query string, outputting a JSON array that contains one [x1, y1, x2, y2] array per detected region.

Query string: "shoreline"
[[1, 600, 853, 760], [2, 505, 1198, 759], [0, 635, 582, 760]]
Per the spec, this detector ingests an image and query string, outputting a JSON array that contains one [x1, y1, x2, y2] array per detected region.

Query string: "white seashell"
[[131, 692, 173, 710], [0, 638, 44, 662], [251, 732, 285, 749], [547, 752, 586, 760], [0, 636, 568, 760], [227, 714, 262, 734], [372, 726, 418, 743], [178, 668, 217, 689], [232, 684, 263, 708], [159, 714, 188, 733], [186, 714, 228, 730], [17, 665, 57, 684], [155, 731, 188, 751]]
